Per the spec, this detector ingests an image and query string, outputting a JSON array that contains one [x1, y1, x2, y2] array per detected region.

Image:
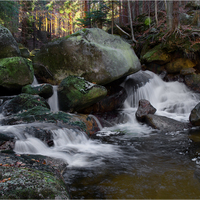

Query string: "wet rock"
[[144, 114, 191, 132], [124, 70, 152, 91], [22, 83, 53, 99], [1, 107, 99, 135], [33, 28, 141, 85], [58, 76, 107, 112], [184, 74, 200, 93], [2, 93, 50, 116], [0, 25, 20, 59], [189, 102, 200, 126], [80, 85, 127, 114], [135, 99, 156, 122], [0, 57, 34, 95]]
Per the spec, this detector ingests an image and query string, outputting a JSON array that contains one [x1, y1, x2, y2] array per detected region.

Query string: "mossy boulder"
[[142, 44, 171, 65], [1, 107, 100, 135], [0, 57, 34, 95], [165, 58, 196, 74], [0, 25, 20, 59], [22, 84, 53, 99], [0, 166, 69, 199], [2, 93, 50, 116], [58, 76, 107, 112], [33, 28, 141, 85]]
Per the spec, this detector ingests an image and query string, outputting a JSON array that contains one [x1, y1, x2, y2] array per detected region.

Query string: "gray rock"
[[33, 28, 141, 85], [189, 102, 200, 126], [145, 114, 191, 132], [0, 25, 20, 59]]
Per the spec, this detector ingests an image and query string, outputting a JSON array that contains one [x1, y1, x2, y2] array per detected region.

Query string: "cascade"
[[31, 75, 39, 86], [48, 86, 59, 112]]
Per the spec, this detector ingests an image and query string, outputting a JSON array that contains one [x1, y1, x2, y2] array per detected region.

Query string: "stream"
[[2, 70, 200, 198]]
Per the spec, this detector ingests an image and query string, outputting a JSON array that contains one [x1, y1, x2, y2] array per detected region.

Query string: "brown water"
[[63, 128, 200, 199]]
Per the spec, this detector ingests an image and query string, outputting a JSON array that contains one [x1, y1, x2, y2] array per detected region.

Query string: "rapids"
[[1, 70, 200, 198]]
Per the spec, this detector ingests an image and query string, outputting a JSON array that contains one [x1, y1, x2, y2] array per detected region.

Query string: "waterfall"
[[11, 126, 117, 167], [100, 70, 200, 136], [32, 76, 39, 86], [48, 86, 59, 112], [124, 70, 200, 121]]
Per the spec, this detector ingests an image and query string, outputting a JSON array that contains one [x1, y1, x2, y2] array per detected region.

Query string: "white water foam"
[[99, 70, 200, 137], [31, 76, 39, 86], [13, 127, 118, 167], [48, 86, 59, 112]]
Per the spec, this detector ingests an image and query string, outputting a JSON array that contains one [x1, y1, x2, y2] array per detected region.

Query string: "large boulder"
[[22, 83, 53, 99], [144, 114, 191, 132], [135, 99, 156, 122], [33, 28, 141, 85], [0, 57, 34, 95], [189, 102, 200, 126], [58, 76, 107, 112], [0, 25, 20, 59]]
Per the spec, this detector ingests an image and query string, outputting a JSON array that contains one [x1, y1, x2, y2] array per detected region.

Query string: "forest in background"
[[0, 0, 200, 51]]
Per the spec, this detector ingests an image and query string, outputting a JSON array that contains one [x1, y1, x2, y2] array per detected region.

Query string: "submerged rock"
[[33, 28, 141, 85], [135, 99, 156, 122], [144, 114, 191, 132], [189, 102, 200, 126], [0, 57, 34, 95], [58, 76, 107, 112], [22, 83, 53, 99], [0, 25, 20, 59]]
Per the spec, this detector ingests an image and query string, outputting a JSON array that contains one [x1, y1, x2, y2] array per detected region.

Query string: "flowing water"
[[2, 71, 200, 198]]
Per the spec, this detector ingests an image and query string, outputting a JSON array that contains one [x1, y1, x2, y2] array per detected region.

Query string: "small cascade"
[[13, 127, 117, 167], [48, 86, 59, 112], [124, 70, 200, 121], [31, 75, 39, 86], [89, 114, 103, 130]]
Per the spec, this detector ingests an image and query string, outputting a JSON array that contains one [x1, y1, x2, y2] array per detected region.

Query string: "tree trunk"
[[112, 1, 114, 34], [128, 0, 136, 43], [155, 0, 158, 26], [172, 0, 179, 30], [167, 0, 173, 30]]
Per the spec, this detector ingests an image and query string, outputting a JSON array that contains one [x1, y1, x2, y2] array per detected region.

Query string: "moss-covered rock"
[[1, 107, 99, 135], [33, 28, 141, 85], [2, 93, 50, 116], [58, 76, 107, 112], [0, 25, 20, 59], [0, 166, 69, 199], [22, 84, 53, 99], [142, 44, 171, 64], [0, 57, 34, 95], [165, 58, 196, 74]]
